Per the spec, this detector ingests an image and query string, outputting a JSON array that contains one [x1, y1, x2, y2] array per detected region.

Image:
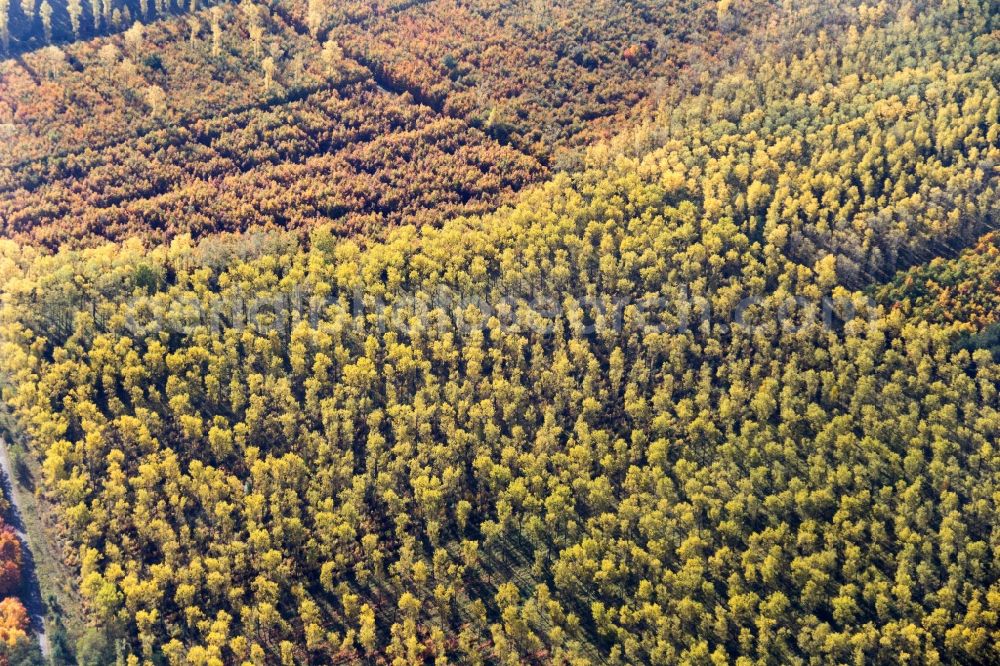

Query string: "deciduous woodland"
[[1, 0, 785, 248], [0, 0, 998, 664], [0, 515, 34, 657]]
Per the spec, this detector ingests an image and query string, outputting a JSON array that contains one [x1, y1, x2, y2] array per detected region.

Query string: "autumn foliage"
[[878, 233, 1000, 330], [0, 527, 27, 653], [0, 530, 20, 600], [329, 0, 780, 161], [0, 0, 782, 247], [0, 0, 997, 664], [0, 597, 28, 648]]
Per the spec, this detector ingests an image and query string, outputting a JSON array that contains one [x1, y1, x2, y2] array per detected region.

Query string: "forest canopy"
[[0, 0, 998, 664]]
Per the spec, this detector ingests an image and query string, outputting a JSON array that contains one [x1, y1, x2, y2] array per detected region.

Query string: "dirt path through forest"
[[0, 437, 50, 658]]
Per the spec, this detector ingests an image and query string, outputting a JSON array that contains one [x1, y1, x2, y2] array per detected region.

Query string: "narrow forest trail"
[[0, 437, 50, 659]]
